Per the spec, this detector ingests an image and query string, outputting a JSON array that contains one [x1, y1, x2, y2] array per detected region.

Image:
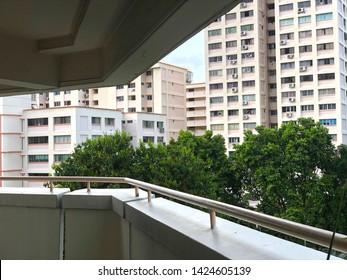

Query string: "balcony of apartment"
[[1, 176, 345, 260], [187, 110, 207, 118], [186, 100, 206, 108], [187, 119, 207, 127], [186, 90, 206, 99]]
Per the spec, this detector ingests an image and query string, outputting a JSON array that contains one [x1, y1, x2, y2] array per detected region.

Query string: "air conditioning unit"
[[289, 97, 296, 102], [159, 127, 165, 133], [231, 60, 238, 64], [232, 74, 238, 78], [298, 8, 305, 14], [287, 54, 294, 59], [299, 66, 307, 72], [231, 87, 238, 93], [286, 112, 293, 118], [241, 45, 248, 50], [280, 40, 286, 45], [242, 101, 248, 105], [241, 31, 247, 36], [289, 83, 296, 88], [240, 3, 247, 8], [243, 115, 249, 120]]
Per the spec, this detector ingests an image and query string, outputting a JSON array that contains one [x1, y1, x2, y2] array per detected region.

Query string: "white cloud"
[[163, 31, 205, 83]]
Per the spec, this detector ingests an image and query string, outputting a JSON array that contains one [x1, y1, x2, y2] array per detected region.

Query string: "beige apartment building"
[[203, 0, 345, 154], [33, 62, 188, 140]]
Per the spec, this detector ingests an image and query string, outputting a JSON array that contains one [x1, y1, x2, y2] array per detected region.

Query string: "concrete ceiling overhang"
[[0, 0, 240, 96]]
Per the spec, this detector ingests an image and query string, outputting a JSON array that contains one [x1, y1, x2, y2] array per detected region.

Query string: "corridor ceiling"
[[0, 0, 239, 95]]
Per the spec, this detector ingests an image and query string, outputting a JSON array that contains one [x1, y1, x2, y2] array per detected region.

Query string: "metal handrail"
[[1, 175, 347, 253]]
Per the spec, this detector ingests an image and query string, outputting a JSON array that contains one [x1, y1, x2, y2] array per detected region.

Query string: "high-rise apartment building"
[[205, 0, 344, 154]]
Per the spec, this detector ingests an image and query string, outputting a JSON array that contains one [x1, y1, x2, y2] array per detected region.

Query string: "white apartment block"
[[32, 62, 189, 140], [186, 82, 208, 135], [205, 0, 346, 154]]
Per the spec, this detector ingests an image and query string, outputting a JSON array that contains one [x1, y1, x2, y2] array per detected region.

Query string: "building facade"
[[205, 0, 345, 154]]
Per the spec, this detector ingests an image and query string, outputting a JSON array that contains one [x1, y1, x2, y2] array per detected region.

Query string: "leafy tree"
[[232, 118, 337, 227], [53, 131, 135, 190]]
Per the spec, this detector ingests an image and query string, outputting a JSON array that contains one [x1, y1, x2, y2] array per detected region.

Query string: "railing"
[[1, 176, 347, 254]]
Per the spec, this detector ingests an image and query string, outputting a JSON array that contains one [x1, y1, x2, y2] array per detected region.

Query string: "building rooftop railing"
[[1, 175, 347, 254]]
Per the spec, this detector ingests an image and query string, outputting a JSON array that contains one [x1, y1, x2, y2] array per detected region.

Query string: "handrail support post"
[[210, 209, 216, 229]]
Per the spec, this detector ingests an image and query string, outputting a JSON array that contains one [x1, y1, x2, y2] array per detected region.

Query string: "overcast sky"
[[162, 30, 205, 83]]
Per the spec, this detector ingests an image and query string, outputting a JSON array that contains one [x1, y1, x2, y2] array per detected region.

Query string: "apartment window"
[[319, 103, 336, 110], [93, 101, 99, 106], [228, 123, 239, 130], [157, 121, 164, 128], [279, 4, 293, 11], [244, 123, 256, 130], [318, 58, 334, 65], [128, 95, 136, 100], [91, 117, 101, 125], [317, 27, 333, 36], [280, 18, 294, 26], [228, 109, 239, 116], [242, 80, 255, 87], [281, 77, 295, 84], [54, 154, 69, 162], [28, 118, 48, 126], [298, 1, 311, 8], [213, 17, 221, 22], [241, 52, 254, 59], [143, 136, 154, 143], [147, 108, 153, 113], [318, 73, 335, 80], [209, 69, 223, 76], [225, 27, 237, 34], [282, 106, 296, 112], [299, 45, 312, 53], [54, 116, 70, 125], [319, 88, 335, 95], [127, 120, 133, 124], [300, 60, 313, 67], [227, 96, 239, 102], [229, 137, 240, 144], [320, 119, 336, 125], [211, 110, 224, 117], [240, 24, 254, 31], [227, 54, 237, 60], [105, 118, 114, 126], [211, 124, 224, 131], [143, 120, 154, 128], [317, 43, 334, 50], [209, 56, 222, 62], [28, 136, 48, 144], [146, 95, 153, 100], [301, 90, 314, 96], [269, 57, 276, 63], [128, 83, 135, 88], [270, 110, 278, 116], [315, 0, 332, 5], [268, 43, 276, 50], [242, 38, 254, 45], [301, 105, 314, 111], [331, 134, 337, 141], [146, 83, 152, 88], [227, 68, 238, 75], [146, 71, 152, 76], [269, 70, 276, 76], [298, 16, 311, 23], [28, 155, 49, 163], [299, 30, 312, 38], [280, 32, 294, 40], [210, 97, 223, 103], [54, 102, 61, 107], [54, 135, 71, 144], [226, 41, 237, 48], [243, 108, 256, 115], [226, 13, 237, 20], [54, 91, 60, 96], [268, 17, 275, 24], [240, 10, 254, 18], [300, 75, 313, 82], [280, 47, 294, 55], [282, 91, 295, 97], [268, 30, 276, 36], [208, 29, 222, 36], [269, 83, 277, 89], [269, 97, 277, 102], [128, 108, 136, 112], [227, 82, 238, 88], [157, 137, 164, 143], [241, 66, 255, 73], [116, 85, 124, 89], [64, 101, 71, 106], [116, 96, 124, 101], [268, 3, 275, 9], [281, 62, 295, 69], [243, 94, 256, 101], [316, 13, 333, 21], [210, 83, 223, 89]]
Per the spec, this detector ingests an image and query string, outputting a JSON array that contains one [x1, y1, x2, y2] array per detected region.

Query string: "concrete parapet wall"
[[0, 187, 339, 260]]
